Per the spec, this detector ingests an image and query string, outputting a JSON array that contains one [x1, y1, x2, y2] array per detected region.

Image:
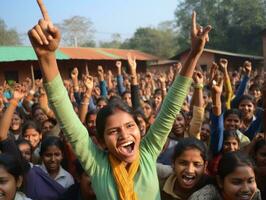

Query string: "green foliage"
[[175, 0, 266, 55], [121, 21, 178, 58], [0, 19, 21, 45], [99, 33, 123, 49]]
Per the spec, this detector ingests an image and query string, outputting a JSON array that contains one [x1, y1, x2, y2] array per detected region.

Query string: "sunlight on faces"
[[97, 100, 107, 111], [23, 128, 42, 149], [10, 114, 22, 131], [142, 103, 152, 119], [122, 93, 132, 107], [223, 137, 239, 153], [171, 114, 186, 138], [154, 94, 162, 107], [42, 145, 63, 174], [18, 143, 32, 162], [174, 149, 207, 191], [33, 108, 48, 124], [218, 166, 257, 200], [103, 110, 140, 163], [200, 123, 210, 142], [224, 114, 241, 131], [238, 100, 255, 120], [0, 166, 22, 200]]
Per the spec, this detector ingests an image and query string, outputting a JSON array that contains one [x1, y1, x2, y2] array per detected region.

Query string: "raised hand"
[[190, 12, 211, 56], [127, 54, 137, 76], [83, 75, 94, 91], [12, 84, 25, 102], [193, 71, 204, 85], [28, 0, 61, 57], [211, 76, 224, 95], [219, 58, 228, 74], [158, 74, 166, 84], [243, 61, 252, 76]]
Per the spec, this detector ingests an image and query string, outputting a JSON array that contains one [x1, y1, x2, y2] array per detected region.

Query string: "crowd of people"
[[0, 1, 265, 200]]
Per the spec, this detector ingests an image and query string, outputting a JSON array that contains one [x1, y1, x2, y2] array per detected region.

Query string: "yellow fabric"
[[188, 106, 205, 140], [109, 153, 140, 200], [224, 75, 233, 109]]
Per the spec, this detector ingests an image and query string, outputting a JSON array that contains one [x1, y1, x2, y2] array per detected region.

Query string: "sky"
[[0, 0, 179, 45]]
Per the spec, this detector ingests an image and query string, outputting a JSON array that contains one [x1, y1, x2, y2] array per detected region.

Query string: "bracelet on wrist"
[[194, 83, 204, 89], [81, 101, 89, 105]]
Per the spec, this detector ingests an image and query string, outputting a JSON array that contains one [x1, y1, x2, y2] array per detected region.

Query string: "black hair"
[[22, 120, 41, 136], [223, 130, 240, 145], [0, 154, 24, 181], [16, 139, 33, 153], [172, 137, 208, 162], [39, 136, 64, 156], [96, 96, 108, 106], [217, 151, 254, 181], [42, 118, 57, 128], [223, 109, 242, 121], [74, 159, 85, 176], [96, 98, 134, 140], [249, 83, 261, 92], [254, 139, 266, 155], [121, 90, 131, 98], [237, 94, 256, 108]]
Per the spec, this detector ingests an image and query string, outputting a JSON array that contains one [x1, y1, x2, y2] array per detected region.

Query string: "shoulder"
[[188, 184, 222, 200]]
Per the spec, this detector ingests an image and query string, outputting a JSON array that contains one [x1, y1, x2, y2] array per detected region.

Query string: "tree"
[[0, 19, 21, 45], [175, 0, 266, 55], [99, 33, 123, 48], [57, 16, 95, 47], [121, 21, 178, 58]]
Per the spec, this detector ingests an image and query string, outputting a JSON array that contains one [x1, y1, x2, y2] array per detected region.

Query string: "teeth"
[[121, 141, 133, 147]]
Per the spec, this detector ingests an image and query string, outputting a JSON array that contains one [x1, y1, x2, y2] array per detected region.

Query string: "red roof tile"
[[59, 47, 159, 61]]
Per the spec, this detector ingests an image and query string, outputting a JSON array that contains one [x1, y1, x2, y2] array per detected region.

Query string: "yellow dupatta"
[[109, 153, 140, 200]]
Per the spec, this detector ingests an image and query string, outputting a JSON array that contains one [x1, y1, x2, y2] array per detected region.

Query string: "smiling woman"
[[28, 0, 211, 199], [0, 154, 31, 200], [188, 151, 261, 200]]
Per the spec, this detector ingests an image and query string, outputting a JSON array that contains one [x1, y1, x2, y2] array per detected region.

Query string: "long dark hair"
[[0, 154, 24, 181], [172, 137, 208, 162], [96, 98, 134, 140], [217, 151, 254, 181]]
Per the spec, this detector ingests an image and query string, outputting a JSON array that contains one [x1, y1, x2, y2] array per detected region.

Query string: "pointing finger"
[[192, 11, 197, 36], [37, 0, 51, 21]]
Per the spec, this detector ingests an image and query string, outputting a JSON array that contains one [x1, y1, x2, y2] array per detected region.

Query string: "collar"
[[40, 163, 66, 180], [163, 174, 182, 199]]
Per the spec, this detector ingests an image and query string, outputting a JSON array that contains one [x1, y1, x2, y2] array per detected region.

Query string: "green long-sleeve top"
[[44, 74, 192, 200]]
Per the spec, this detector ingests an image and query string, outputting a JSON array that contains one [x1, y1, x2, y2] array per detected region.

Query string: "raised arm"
[[210, 77, 224, 155], [128, 54, 142, 110], [188, 71, 205, 139], [219, 58, 233, 110], [0, 86, 24, 141], [79, 74, 94, 124], [115, 61, 126, 95], [97, 65, 108, 97], [231, 61, 252, 108], [28, 0, 99, 175], [142, 12, 212, 158]]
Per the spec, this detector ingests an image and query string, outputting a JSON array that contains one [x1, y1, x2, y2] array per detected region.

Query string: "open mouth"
[[181, 174, 196, 186], [237, 194, 251, 200], [118, 141, 135, 156], [0, 192, 4, 198]]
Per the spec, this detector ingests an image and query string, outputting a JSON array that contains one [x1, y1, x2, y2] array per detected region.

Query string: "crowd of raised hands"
[[0, 0, 265, 200]]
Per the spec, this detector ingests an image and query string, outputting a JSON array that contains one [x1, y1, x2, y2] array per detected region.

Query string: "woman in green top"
[[28, 1, 211, 199]]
